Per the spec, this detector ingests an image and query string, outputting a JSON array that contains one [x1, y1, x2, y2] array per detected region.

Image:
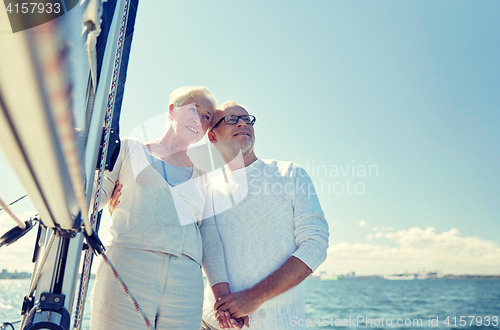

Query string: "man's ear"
[[169, 104, 174, 114], [208, 131, 217, 143]]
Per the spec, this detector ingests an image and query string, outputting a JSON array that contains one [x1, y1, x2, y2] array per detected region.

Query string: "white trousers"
[[90, 247, 203, 330]]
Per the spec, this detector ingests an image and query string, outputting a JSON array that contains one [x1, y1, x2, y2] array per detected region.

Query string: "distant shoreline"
[[0, 270, 31, 279], [0, 271, 96, 280], [308, 274, 500, 280], [1, 270, 498, 281]]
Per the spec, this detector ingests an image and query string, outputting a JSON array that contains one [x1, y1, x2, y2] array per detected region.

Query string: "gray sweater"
[[101, 137, 227, 286], [203, 159, 329, 329]]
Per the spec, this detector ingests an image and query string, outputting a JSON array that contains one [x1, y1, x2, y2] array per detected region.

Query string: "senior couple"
[[90, 86, 329, 330]]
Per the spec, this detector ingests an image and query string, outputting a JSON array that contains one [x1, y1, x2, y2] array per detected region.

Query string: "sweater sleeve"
[[291, 165, 329, 271], [200, 175, 229, 286]]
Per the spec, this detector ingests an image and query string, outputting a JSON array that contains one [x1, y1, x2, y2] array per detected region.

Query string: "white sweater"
[[203, 159, 329, 330]]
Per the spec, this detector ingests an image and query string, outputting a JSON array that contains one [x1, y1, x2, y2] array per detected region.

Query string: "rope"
[[0, 194, 27, 211], [72, 212, 100, 330], [53, 92, 92, 237], [1, 321, 19, 330], [28, 230, 55, 296], [0, 195, 26, 229], [38, 18, 93, 236], [73, 0, 135, 328], [101, 252, 153, 330]]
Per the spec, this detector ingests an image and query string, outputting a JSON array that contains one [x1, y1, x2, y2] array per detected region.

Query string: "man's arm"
[[215, 164, 328, 319], [214, 256, 312, 319], [200, 179, 250, 329]]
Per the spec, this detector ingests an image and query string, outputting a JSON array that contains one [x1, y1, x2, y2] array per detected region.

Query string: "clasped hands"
[[214, 288, 264, 329]]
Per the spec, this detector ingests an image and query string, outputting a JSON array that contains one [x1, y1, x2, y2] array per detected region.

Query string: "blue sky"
[[1, 1, 499, 275]]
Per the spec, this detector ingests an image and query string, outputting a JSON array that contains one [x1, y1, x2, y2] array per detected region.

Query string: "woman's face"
[[170, 96, 214, 144]]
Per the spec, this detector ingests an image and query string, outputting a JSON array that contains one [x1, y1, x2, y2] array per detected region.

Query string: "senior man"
[[203, 101, 329, 330]]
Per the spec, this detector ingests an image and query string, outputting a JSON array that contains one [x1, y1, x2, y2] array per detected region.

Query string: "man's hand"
[[210, 283, 249, 329], [108, 181, 122, 216], [214, 289, 264, 319], [215, 310, 249, 329]]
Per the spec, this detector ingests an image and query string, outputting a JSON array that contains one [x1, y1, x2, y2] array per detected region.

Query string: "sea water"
[[1, 278, 499, 329]]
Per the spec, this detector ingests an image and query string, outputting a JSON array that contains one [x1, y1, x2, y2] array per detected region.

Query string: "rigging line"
[[101, 252, 153, 330], [0, 194, 28, 211], [26, 220, 42, 311], [1, 321, 20, 330], [50, 72, 92, 236], [74, 0, 133, 328], [0, 195, 26, 229], [0, 87, 59, 229], [28, 230, 56, 296]]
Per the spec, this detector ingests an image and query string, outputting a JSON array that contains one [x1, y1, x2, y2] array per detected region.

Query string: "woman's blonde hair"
[[169, 86, 217, 110]]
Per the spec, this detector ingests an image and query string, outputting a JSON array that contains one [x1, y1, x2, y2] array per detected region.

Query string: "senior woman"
[[90, 86, 228, 330]]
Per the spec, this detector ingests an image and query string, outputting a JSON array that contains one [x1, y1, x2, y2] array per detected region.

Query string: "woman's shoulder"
[[120, 137, 148, 151], [120, 136, 143, 145], [117, 137, 149, 162]]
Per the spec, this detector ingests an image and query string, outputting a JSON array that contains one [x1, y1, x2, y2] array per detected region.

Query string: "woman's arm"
[[200, 177, 229, 286]]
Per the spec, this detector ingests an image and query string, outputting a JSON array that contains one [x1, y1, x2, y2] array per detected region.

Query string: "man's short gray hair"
[[216, 100, 248, 112]]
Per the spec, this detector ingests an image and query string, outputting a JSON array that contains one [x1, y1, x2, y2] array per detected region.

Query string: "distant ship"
[[416, 271, 444, 279], [383, 273, 416, 280], [310, 271, 340, 280], [320, 273, 339, 281]]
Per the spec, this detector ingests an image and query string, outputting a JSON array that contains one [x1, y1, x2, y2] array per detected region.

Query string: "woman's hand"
[[215, 310, 249, 329], [108, 181, 122, 216], [211, 283, 250, 328], [214, 289, 262, 320]]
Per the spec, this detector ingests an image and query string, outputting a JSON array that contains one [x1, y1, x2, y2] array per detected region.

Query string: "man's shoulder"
[[259, 158, 304, 175]]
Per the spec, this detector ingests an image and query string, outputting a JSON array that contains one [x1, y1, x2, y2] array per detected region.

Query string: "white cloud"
[[359, 220, 370, 227], [318, 226, 500, 275]]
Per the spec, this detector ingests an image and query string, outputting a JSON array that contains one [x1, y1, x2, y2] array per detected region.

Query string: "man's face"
[[209, 105, 255, 154]]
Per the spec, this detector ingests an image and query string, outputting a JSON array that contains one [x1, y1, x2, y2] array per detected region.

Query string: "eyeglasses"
[[211, 115, 256, 131]]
